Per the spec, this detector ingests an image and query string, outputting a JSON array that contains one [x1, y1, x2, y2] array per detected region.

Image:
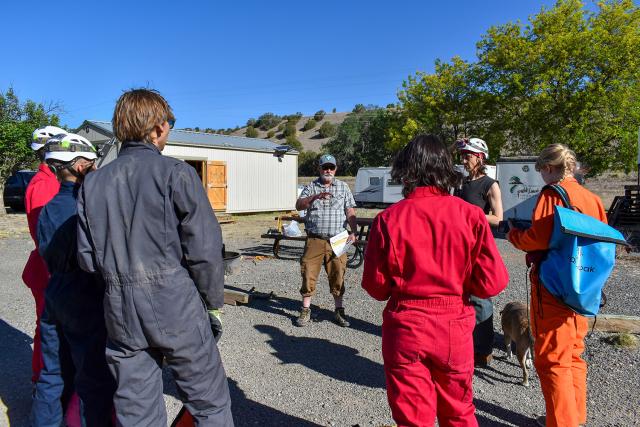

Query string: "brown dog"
[[500, 301, 534, 386]]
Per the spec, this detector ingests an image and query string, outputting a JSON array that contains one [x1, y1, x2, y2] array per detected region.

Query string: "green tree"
[[256, 112, 281, 130], [323, 108, 395, 175], [285, 135, 303, 152], [396, 0, 640, 174], [245, 126, 258, 138], [352, 104, 366, 114], [476, 0, 640, 173], [395, 57, 493, 153], [0, 88, 62, 211], [298, 151, 319, 176], [283, 122, 297, 138], [246, 118, 257, 127], [313, 110, 326, 121], [302, 119, 316, 131], [318, 121, 337, 139]]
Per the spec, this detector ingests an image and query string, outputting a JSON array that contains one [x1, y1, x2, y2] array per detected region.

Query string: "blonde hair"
[[112, 89, 175, 143], [535, 143, 577, 177]]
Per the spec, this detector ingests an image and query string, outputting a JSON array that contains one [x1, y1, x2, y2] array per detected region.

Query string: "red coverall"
[[362, 186, 509, 427], [22, 163, 60, 382], [508, 177, 606, 427]]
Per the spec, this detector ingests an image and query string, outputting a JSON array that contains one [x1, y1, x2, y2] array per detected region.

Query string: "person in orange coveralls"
[[22, 125, 66, 383], [507, 144, 606, 427], [362, 134, 509, 427]]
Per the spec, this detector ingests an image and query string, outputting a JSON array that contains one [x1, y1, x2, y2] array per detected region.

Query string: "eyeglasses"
[[167, 119, 176, 129], [322, 164, 336, 171]]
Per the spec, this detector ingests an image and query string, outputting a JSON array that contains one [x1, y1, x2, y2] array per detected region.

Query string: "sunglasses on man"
[[322, 164, 336, 171], [168, 118, 176, 129]]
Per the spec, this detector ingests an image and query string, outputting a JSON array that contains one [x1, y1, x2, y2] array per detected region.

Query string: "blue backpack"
[[538, 184, 627, 317]]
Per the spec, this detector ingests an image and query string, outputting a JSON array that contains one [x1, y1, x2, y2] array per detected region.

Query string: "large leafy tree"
[[0, 87, 62, 210], [478, 0, 640, 173], [397, 0, 640, 174], [323, 108, 396, 175]]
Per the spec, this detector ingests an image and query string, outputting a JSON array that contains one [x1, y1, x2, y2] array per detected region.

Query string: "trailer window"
[[387, 179, 402, 186], [369, 177, 381, 186]]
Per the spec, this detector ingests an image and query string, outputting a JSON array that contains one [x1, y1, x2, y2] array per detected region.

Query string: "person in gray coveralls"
[[77, 89, 233, 426]]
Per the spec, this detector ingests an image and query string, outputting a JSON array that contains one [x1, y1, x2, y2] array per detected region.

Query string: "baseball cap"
[[319, 154, 337, 166]]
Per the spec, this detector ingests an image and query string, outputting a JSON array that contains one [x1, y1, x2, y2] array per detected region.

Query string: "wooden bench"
[[608, 185, 640, 251], [261, 216, 373, 268]]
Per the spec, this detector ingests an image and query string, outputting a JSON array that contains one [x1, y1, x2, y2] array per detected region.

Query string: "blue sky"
[[2, 0, 557, 130]]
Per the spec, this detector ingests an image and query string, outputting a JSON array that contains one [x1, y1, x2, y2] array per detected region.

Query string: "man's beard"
[[321, 173, 333, 183]]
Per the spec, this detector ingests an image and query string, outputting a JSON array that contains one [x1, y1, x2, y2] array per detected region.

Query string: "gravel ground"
[[1, 213, 639, 426]]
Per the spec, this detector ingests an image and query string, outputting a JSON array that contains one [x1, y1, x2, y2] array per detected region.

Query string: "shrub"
[[314, 110, 326, 121], [332, 107, 337, 113], [277, 123, 285, 132], [245, 126, 258, 138], [266, 130, 275, 138], [302, 119, 317, 132], [286, 112, 303, 124], [298, 151, 319, 176], [246, 118, 257, 127], [318, 121, 337, 138], [285, 135, 303, 152], [352, 104, 366, 113], [283, 123, 297, 138], [256, 112, 281, 130]]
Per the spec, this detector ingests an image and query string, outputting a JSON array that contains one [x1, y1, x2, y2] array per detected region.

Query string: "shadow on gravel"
[[475, 398, 536, 426], [229, 288, 381, 337], [255, 324, 386, 388], [0, 319, 33, 426], [228, 378, 323, 426]]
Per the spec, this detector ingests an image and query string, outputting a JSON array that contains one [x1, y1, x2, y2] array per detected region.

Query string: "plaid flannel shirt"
[[300, 178, 356, 237]]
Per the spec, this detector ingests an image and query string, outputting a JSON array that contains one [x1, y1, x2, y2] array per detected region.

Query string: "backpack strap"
[[542, 184, 574, 210]]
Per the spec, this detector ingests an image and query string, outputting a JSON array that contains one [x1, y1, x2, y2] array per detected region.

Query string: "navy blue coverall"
[[77, 141, 233, 427], [30, 181, 115, 426]]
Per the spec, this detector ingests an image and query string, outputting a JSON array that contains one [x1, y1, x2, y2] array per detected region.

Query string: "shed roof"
[[79, 120, 297, 154]]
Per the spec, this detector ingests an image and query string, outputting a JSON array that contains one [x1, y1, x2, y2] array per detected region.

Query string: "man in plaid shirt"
[[295, 154, 357, 327]]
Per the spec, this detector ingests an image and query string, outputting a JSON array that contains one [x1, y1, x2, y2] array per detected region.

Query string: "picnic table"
[[261, 216, 373, 268]]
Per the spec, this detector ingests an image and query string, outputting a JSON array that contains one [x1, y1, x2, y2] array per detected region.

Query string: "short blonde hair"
[[535, 143, 577, 176], [112, 89, 175, 143]]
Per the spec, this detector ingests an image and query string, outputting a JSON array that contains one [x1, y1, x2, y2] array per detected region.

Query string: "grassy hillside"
[[230, 112, 349, 153]]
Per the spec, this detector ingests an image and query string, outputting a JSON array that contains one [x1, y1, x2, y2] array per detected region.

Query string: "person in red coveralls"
[[361, 134, 509, 427], [22, 125, 66, 383]]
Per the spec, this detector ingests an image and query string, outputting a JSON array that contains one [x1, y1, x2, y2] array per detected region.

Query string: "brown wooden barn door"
[[206, 161, 227, 211]]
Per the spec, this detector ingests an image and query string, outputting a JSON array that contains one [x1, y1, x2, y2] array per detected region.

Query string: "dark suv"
[[3, 170, 37, 211]]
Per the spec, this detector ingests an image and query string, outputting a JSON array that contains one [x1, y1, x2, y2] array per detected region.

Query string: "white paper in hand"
[[330, 230, 352, 257]]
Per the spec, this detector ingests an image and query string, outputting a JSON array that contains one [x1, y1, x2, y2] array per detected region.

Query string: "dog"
[[500, 301, 534, 386]]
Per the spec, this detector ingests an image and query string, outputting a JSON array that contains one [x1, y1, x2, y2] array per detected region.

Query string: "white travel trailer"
[[354, 167, 403, 207]]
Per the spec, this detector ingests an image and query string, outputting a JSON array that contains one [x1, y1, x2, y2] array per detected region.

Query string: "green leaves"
[[398, 0, 640, 174]]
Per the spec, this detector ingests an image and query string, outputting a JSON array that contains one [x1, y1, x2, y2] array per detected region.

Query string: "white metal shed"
[[76, 120, 298, 213]]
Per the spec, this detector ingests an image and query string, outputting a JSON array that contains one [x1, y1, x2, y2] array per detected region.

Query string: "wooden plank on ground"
[[588, 314, 640, 334], [224, 289, 250, 306], [216, 214, 235, 224]]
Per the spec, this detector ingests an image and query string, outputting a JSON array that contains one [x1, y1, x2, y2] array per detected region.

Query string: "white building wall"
[[162, 144, 297, 213]]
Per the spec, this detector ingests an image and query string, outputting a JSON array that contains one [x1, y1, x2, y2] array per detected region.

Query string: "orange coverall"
[[508, 176, 606, 427]]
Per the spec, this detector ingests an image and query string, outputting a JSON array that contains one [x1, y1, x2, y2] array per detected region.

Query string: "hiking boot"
[[536, 415, 583, 427], [295, 307, 311, 327], [474, 353, 493, 367], [333, 308, 350, 327]]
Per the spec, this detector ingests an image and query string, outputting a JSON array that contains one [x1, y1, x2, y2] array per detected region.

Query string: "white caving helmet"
[[456, 137, 489, 159], [44, 133, 98, 163], [31, 126, 68, 151]]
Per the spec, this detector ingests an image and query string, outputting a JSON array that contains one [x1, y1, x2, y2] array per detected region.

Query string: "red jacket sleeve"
[[466, 214, 509, 298], [361, 214, 393, 301], [25, 177, 60, 243]]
